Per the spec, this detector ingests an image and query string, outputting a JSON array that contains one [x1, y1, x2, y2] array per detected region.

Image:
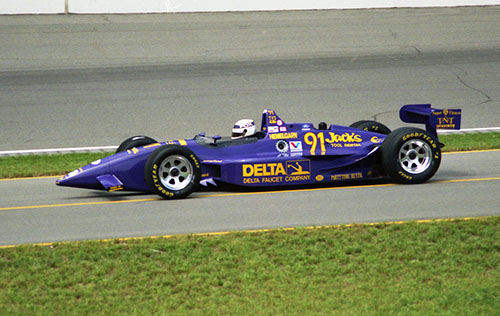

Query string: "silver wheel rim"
[[158, 155, 194, 191], [398, 139, 432, 174]]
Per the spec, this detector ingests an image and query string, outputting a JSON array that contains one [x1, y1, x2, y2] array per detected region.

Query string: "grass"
[[1, 217, 499, 315], [439, 132, 500, 151], [0, 132, 499, 179]]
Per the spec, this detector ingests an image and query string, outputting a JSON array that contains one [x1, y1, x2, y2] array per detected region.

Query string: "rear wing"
[[400, 104, 462, 138]]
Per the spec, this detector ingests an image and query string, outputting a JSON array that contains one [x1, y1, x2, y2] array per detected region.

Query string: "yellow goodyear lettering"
[[402, 133, 437, 148], [398, 171, 412, 181], [190, 154, 200, 168]]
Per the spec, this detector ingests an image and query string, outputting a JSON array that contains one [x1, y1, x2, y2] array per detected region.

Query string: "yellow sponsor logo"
[[370, 136, 383, 143], [269, 132, 298, 140], [325, 132, 362, 143], [242, 160, 310, 177], [243, 163, 286, 177]]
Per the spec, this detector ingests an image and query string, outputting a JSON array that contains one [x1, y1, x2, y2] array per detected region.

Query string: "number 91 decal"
[[304, 132, 363, 155]]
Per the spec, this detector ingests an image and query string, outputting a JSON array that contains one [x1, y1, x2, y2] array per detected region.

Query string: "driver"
[[231, 119, 256, 139]]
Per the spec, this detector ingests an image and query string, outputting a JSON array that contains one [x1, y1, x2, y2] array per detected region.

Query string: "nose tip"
[[56, 168, 82, 187], [55, 168, 102, 190]]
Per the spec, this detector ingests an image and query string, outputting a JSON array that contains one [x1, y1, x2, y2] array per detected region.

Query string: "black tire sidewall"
[[354, 121, 391, 135], [381, 127, 441, 184], [349, 120, 368, 129], [116, 136, 157, 153], [144, 145, 201, 199]]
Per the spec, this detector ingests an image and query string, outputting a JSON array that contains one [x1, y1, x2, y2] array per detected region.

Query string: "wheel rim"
[[158, 155, 194, 191], [398, 139, 432, 174]]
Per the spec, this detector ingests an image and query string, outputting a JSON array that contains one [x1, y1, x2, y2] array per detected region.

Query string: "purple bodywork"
[[56, 104, 461, 193]]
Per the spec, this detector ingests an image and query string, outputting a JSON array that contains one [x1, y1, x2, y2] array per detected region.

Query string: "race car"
[[56, 104, 461, 199]]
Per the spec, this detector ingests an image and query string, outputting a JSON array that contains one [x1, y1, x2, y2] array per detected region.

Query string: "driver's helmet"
[[232, 119, 256, 139]]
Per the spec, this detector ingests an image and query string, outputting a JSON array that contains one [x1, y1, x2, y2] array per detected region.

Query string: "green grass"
[[0, 132, 499, 179], [1, 218, 499, 315], [0, 152, 108, 179], [439, 132, 500, 152]]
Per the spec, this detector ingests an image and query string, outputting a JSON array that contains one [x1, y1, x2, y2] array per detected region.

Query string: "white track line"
[[0, 146, 118, 156], [1, 127, 499, 156]]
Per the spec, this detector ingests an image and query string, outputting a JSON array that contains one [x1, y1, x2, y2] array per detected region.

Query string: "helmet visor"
[[232, 131, 245, 138]]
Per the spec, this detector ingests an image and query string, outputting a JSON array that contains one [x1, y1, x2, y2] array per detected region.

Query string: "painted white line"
[[1, 127, 499, 156], [438, 127, 500, 134], [0, 146, 118, 156]]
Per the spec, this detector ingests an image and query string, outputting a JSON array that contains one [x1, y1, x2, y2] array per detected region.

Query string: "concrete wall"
[[1, 0, 499, 14], [0, 0, 64, 14]]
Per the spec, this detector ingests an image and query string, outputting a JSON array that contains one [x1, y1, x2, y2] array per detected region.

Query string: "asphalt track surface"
[[1, 7, 500, 151], [1, 7, 500, 246], [1, 150, 499, 246]]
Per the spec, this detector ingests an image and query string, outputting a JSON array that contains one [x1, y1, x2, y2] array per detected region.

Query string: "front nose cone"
[[56, 167, 102, 190]]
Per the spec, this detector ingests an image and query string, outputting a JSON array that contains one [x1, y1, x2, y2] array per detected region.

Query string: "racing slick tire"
[[144, 145, 201, 199], [381, 127, 441, 184], [116, 136, 158, 153], [349, 120, 391, 135]]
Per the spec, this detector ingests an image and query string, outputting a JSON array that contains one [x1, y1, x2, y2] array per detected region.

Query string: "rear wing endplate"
[[400, 104, 462, 138]]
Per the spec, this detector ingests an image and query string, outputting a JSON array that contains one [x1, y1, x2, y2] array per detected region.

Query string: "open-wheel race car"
[[56, 104, 461, 199]]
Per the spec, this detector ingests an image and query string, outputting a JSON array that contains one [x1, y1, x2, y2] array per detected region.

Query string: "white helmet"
[[232, 119, 256, 139]]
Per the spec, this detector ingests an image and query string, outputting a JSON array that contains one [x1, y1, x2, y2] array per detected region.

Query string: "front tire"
[[381, 127, 441, 184], [144, 145, 201, 199], [116, 136, 157, 153]]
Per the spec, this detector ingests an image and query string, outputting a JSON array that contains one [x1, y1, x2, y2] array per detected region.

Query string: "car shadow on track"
[[59, 178, 394, 201], [196, 178, 393, 195]]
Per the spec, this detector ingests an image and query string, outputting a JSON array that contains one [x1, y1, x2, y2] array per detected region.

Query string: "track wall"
[[1, 0, 499, 14]]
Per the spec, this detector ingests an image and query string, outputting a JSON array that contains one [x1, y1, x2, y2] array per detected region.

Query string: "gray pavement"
[[1, 7, 500, 151], [1, 150, 499, 246], [1, 7, 500, 246]]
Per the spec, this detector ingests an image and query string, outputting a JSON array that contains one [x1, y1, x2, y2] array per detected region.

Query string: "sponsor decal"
[[268, 126, 279, 133], [277, 120, 283, 126], [370, 136, 383, 143], [304, 132, 363, 154], [432, 109, 461, 129], [279, 126, 287, 132], [242, 160, 311, 184], [325, 132, 362, 143], [275, 140, 289, 153], [289, 141, 303, 152], [330, 172, 363, 181], [91, 159, 101, 165], [269, 132, 298, 140], [315, 175, 324, 182], [109, 185, 123, 192]]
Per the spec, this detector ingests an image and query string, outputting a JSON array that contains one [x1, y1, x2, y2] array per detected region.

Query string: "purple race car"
[[56, 104, 461, 199]]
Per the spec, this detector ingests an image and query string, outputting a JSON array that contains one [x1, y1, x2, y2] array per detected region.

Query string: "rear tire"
[[381, 127, 441, 184], [116, 136, 157, 153], [144, 145, 201, 199], [350, 120, 391, 135]]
